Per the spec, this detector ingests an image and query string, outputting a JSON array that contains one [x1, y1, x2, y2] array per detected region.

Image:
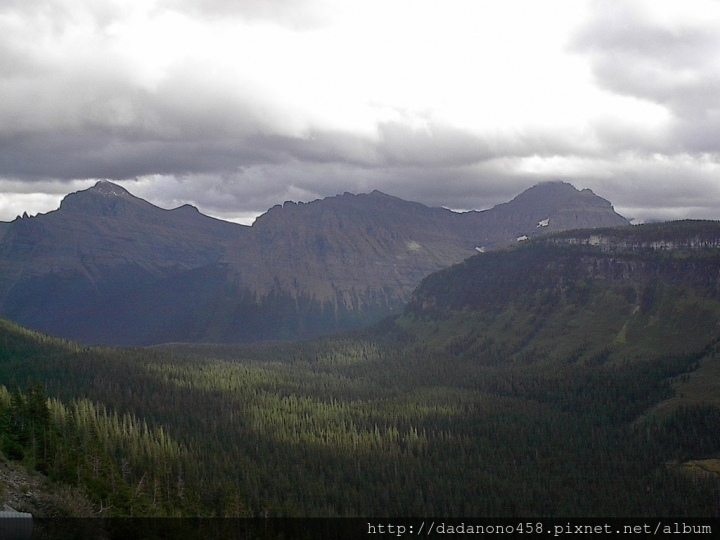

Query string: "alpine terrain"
[[0, 180, 627, 345], [1, 220, 719, 521]]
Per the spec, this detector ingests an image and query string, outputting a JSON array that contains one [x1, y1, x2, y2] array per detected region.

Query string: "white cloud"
[[1, 0, 720, 223]]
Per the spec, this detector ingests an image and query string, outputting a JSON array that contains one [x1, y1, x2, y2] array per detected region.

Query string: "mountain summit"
[[0, 181, 628, 345], [459, 181, 628, 249]]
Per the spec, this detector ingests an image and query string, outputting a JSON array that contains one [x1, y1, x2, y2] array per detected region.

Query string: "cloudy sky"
[[1, 0, 720, 224]]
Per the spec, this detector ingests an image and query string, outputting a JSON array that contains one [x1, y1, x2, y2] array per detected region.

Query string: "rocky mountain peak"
[[459, 181, 629, 249], [90, 180, 132, 197], [57, 180, 155, 217], [499, 181, 584, 214]]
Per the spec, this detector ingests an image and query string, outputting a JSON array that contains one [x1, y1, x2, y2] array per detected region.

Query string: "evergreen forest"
[[2, 222, 720, 519]]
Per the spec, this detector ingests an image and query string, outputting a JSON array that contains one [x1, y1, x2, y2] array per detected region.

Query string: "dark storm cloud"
[[590, 160, 720, 222], [0, 47, 593, 185], [572, 3, 720, 154], [0, 1, 599, 189], [0, 130, 293, 181], [123, 156, 544, 221], [271, 123, 513, 169], [0, 58, 302, 181]]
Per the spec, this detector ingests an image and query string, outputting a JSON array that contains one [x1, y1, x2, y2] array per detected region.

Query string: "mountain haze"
[[0, 181, 627, 345]]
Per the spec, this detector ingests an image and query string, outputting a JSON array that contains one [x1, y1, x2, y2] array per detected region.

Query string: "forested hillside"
[[1, 221, 719, 518]]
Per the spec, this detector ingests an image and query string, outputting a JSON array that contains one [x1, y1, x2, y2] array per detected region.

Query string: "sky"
[[1, 0, 720, 225]]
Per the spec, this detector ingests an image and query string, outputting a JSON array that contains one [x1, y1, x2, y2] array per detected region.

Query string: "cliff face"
[[0, 454, 95, 517], [544, 220, 720, 252], [407, 220, 720, 319], [0, 181, 629, 345], [401, 220, 720, 375], [238, 191, 480, 306], [236, 183, 628, 302]]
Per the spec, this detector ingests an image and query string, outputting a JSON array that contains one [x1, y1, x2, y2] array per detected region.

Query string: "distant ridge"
[[0, 180, 628, 345], [405, 219, 720, 366], [459, 181, 629, 249]]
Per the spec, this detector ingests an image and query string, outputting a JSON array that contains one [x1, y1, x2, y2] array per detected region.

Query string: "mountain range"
[[2, 219, 720, 518], [0, 180, 628, 345]]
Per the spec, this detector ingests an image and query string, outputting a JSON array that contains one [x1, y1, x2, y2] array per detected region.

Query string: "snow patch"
[[406, 240, 422, 252], [94, 181, 128, 197]]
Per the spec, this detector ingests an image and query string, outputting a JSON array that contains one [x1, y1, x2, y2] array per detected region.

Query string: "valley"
[[1, 220, 720, 519]]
